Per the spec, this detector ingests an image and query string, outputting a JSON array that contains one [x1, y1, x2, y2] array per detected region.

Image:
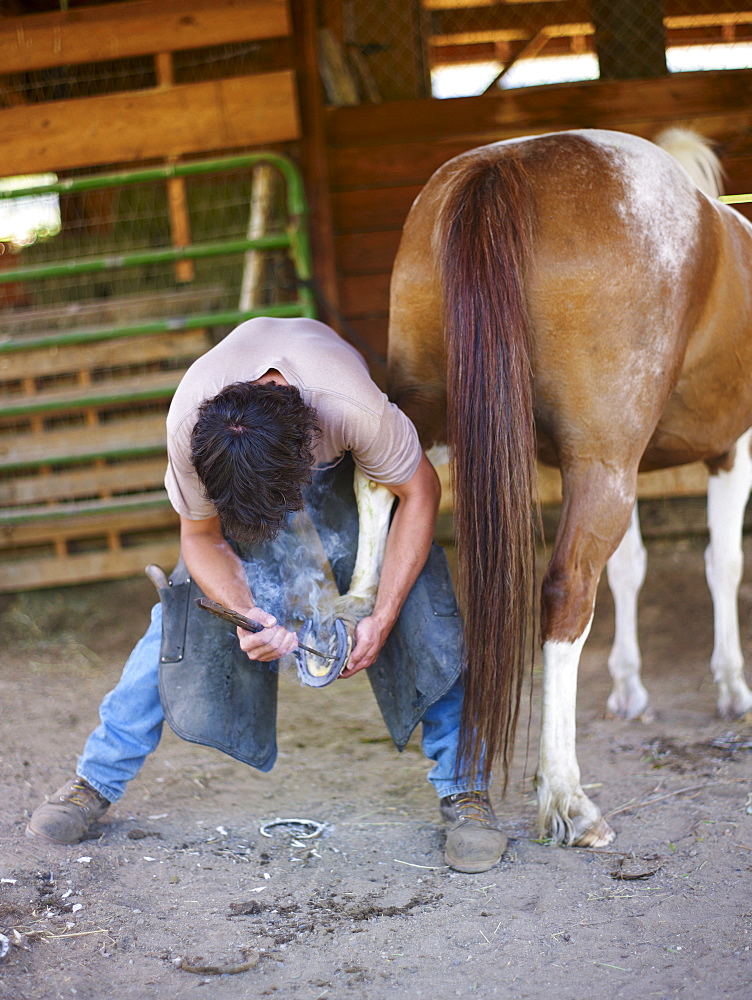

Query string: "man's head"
[[191, 380, 320, 545]]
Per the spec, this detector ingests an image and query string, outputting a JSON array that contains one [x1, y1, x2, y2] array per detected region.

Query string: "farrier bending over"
[[27, 317, 507, 873], [180, 379, 440, 676]]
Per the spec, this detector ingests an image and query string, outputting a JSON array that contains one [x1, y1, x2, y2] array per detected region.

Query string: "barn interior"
[[1, 0, 752, 591]]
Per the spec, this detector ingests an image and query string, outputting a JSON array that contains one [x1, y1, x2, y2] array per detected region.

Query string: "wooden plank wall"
[[324, 68, 752, 505], [0, 0, 299, 176]]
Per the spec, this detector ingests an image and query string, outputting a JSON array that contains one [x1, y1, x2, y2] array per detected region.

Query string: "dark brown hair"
[[441, 152, 538, 787], [191, 380, 320, 545]]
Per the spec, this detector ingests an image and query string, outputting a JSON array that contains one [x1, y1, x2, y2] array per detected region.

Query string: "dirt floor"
[[1, 535, 751, 1000]]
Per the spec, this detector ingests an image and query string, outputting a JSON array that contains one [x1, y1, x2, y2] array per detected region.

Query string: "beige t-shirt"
[[164, 317, 422, 520]]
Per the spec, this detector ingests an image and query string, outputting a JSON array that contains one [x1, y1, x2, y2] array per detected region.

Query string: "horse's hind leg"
[[537, 464, 636, 847], [605, 504, 650, 719], [705, 428, 752, 719]]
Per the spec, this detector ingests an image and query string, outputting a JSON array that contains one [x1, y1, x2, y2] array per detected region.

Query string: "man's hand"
[[235, 606, 300, 662], [338, 613, 391, 677], [180, 514, 300, 663], [338, 453, 440, 678]]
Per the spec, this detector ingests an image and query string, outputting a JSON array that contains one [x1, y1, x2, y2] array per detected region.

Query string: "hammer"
[[194, 597, 336, 661]]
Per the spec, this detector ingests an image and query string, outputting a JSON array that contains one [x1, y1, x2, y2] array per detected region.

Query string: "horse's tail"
[[653, 126, 724, 199], [440, 150, 538, 789]]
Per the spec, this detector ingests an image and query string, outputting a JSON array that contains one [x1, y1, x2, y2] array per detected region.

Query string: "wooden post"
[[591, 0, 667, 80], [155, 52, 194, 283], [238, 164, 277, 310], [290, 0, 341, 328]]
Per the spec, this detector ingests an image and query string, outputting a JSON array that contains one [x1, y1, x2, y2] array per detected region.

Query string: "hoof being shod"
[[295, 617, 354, 687]]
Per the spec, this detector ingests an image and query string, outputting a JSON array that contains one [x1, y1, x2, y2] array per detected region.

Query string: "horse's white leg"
[[425, 444, 450, 467], [605, 504, 650, 718], [335, 467, 395, 616], [536, 613, 614, 846], [299, 470, 395, 671], [536, 462, 636, 847], [704, 429, 752, 719]]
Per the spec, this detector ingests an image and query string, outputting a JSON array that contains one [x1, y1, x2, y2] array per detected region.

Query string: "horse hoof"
[[718, 701, 752, 721], [606, 687, 650, 721], [573, 815, 615, 848], [331, 594, 374, 622]]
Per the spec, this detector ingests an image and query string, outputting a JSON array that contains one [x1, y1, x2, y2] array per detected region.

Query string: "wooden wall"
[[0, 0, 300, 175]]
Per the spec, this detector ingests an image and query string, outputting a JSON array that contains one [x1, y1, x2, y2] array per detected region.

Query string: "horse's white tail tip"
[[653, 126, 724, 198]]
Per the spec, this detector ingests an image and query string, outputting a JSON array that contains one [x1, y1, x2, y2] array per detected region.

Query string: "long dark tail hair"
[[440, 150, 538, 789]]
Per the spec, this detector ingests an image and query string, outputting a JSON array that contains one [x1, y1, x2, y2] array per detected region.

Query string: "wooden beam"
[[0, 415, 167, 470], [155, 52, 195, 283], [290, 0, 341, 325], [421, 0, 746, 11], [328, 112, 752, 192], [425, 1, 572, 7], [0, 330, 211, 382], [2, 499, 176, 543], [430, 1, 590, 43], [0, 0, 291, 74], [429, 25, 752, 67], [0, 71, 300, 177], [425, 0, 752, 18], [0, 458, 168, 506], [0, 541, 181, 593], [428, 2, 752, 46], [326, 69, 752, 147], [1, 369, 183, 418]]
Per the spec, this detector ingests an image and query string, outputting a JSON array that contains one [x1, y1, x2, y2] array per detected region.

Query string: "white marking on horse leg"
[[339, 467, 395, 614], [425, 444, 450, 467], [705, 428, 752, 718], [536, 615, 616, 847], [605, 504, 650, 718]]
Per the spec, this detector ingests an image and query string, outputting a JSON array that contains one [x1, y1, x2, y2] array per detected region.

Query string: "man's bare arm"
[[179, 515, 298, 661]]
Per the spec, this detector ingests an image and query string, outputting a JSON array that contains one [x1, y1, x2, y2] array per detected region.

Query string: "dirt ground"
[[1, 534, 751, 1000]]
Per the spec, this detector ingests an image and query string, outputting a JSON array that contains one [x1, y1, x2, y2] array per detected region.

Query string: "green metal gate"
[[0, 152, 315, 592]]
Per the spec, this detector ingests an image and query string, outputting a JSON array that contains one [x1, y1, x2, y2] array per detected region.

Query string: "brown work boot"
[[26, 777, 110, 845], [440, 791, 507, 873]]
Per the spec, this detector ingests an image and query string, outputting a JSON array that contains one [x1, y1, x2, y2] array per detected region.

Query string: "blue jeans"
[[78, 603, 483, 803]]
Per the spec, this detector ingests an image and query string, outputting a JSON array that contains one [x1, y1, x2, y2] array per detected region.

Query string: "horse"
[[385, 128, 752, 847]]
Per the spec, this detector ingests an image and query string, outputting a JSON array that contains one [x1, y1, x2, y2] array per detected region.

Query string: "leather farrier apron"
[[155, 455, 463, 769]]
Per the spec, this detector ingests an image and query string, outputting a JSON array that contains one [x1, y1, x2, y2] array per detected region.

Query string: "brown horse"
[[386, 129, 752, 847]]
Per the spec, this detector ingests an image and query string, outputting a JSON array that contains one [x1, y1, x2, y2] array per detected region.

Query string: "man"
[[26, 317, 506, 873]]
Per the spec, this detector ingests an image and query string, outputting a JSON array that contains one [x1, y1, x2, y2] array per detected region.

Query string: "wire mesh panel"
[[0, 154, 314, 592], [316, 1, 752, 101]]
